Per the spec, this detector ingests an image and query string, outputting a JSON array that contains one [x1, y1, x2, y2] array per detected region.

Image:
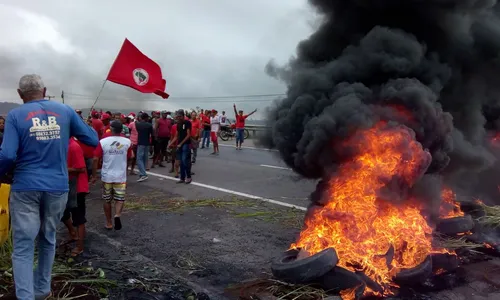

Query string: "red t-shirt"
[[170, 124, 178, 146], [201, 115, 211, 129], [68, 139, 88, 193], [235, 115, 248, 128], [76, 139, 96, 159], [191, 119, 201, 137], [157, 118, 172, 138], [91, 118, 104, 139]]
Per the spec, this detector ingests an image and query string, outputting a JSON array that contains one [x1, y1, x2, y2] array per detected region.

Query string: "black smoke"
[[260, 0, 500, 207]]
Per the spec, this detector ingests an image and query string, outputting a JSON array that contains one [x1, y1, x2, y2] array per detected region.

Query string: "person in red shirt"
[[154, 111, 172, 167], [76, 137, 96, 179], [101, 113, 111, 136], [61, 138, 88, 257], [233, 103, 257, 150], [200, 109, 211, 149], [91, 112, 104, 139], [190, 111, 201, 164]]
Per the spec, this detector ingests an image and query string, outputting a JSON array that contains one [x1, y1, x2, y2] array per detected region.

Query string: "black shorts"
[[61, 193, 87, 226], [157, 137, 169, 154]]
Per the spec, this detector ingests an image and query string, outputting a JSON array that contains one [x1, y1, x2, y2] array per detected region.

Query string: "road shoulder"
[[83, 181, 304, 298]]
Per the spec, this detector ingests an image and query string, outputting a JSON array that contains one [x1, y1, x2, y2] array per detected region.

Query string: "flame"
[[439, 187, 464, 219], [291, 123, 438, 298], [434, 268, 446, 275]]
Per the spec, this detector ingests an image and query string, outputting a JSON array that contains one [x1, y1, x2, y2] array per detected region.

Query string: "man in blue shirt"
[[0, 74, 98, 300]]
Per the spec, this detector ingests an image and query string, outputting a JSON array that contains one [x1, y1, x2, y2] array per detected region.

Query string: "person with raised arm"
[[233, 103, 257, 150]]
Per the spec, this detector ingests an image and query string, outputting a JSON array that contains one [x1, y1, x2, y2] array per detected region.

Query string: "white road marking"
[[218, 143, 278, 152], [260, 164, 292, 171], [142, 170, 307, 211]]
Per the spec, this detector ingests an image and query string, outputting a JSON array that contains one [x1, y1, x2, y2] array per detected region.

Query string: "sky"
[[0, 0, 315, 119]]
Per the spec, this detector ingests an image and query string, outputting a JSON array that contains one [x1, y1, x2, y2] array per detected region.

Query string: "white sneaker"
[[137, 176, 148, 182]]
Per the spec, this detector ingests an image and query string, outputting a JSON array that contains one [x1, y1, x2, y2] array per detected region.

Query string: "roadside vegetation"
[[0, 232, 116, 299]]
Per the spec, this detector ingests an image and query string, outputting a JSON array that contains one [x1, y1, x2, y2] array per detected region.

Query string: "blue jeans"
[[202, 130, 210, 148], [176, 144, 192, 180], [236, 128, 245, 145], [10, 191, 68, 300], [137, 145, 149, 177]]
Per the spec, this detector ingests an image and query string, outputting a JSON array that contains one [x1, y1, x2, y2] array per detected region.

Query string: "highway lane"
[[142, 141, 316, 208]]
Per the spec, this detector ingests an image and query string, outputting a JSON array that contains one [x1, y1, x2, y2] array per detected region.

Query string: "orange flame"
[[291, 123, 439, 298], [439, 187, 464, 219]]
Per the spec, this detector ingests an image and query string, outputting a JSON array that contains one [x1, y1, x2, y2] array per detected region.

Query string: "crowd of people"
[[82, 105, 257, 183], [0, 74, 257, 300]]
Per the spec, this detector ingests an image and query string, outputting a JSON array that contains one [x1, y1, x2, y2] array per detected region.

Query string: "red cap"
[[121, 114, 126, 119], [101, 113, 111, 120], [129, 112, 136, 117]]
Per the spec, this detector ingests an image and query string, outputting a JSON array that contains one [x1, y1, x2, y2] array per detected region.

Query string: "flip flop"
[[114, 217, 122, 230], [71, 249, 84, 257], [59, 239, 77, 247], [105, 225, 113, 230]]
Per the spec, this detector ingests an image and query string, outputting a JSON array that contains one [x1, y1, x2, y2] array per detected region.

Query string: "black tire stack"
[[270, 247, 438, 299]]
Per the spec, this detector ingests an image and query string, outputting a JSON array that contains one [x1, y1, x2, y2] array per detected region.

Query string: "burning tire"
[[271, 248, 338, 283], [319, 266, 364, 292], [435, 215, 474, 235], [394, 256, 433, 286], [430, 253, 458, 274]]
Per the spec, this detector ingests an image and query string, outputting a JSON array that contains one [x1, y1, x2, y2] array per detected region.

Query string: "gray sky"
[[0, 0, 314, 118]]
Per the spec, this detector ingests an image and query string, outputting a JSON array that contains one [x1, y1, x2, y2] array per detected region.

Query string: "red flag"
[[106, 38, 169, 99]]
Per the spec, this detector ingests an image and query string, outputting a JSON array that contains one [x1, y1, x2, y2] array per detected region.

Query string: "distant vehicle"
[[218, 124, 249, 141]]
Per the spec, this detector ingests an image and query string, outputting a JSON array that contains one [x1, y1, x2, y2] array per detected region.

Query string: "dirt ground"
[[83, 182, 303, 299]]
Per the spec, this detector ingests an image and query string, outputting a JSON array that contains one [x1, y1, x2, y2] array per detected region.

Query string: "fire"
[[439, 187, 464, 219], [291, 123, 437, 297]]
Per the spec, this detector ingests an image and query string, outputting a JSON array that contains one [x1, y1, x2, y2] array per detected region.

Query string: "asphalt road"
[[142, 139, 317, 208]]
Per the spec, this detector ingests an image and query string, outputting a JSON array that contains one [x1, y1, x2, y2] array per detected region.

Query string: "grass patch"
[[433, 233, 483, 250], [226, 278, 328, 300], [125, 196, 305, 228], [476, 202, 500, 228], [125, 197, 257, 212], [174, 251, 207, 276], [0, 232, 117, 299], [234, 208, 304, 229]]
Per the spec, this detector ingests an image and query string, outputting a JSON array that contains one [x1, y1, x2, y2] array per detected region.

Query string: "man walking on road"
[[168, 110, 192, 184], [135, 113, 153, 182], [233, 104, 257, 150], [92, 120, 132, 230], [0, 74, 98, 300]]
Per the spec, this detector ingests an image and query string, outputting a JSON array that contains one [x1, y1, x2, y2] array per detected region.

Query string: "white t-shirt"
[[220, 114, 228, 125], [96, 136, 132, 183], [210, 115, 220, 132]]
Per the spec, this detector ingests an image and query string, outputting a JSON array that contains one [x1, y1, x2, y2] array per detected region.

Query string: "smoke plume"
[[260, 0, 500, 207]]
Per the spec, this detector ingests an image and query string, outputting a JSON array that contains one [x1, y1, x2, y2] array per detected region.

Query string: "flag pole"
[[89, 80, 107, 116]]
